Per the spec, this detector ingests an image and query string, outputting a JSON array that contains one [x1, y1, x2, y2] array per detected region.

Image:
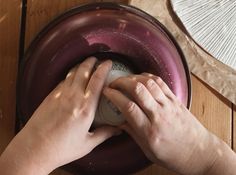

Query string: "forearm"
[[175, 132, 236, 175], [0, 150, 45, 175], [0, 130, 53, 175], [206, 139, 236, 175]]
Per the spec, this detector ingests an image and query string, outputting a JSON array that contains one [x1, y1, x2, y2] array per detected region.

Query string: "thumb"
[[89, 126, 122, 147]]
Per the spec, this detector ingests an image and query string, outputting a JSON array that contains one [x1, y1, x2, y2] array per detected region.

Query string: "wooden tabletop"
[[0, 1, 235, 175]]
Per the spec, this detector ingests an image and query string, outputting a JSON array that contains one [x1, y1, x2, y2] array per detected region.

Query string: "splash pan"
[[17, 2, 191, 175]]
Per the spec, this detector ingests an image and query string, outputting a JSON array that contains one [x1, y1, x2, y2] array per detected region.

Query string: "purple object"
[[17, 2, 191, 175]]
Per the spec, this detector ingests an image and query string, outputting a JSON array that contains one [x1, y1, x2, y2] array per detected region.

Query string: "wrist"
[[204, 138, 236, 175], [0, 128, 56, 175], [180, 131, 221, 175]]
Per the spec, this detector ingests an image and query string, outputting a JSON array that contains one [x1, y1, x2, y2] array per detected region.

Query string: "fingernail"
[[87, 56, 97, 61], [104, 60, 112, 69], [147, 79, 155, 87], [97, 60, 112, 70]]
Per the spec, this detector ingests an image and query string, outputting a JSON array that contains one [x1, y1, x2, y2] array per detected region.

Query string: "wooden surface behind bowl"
[[0, 1, 235, 175]]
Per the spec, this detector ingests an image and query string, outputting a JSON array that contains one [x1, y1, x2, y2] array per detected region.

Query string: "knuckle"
[[66, 70, 74, 79], [65, 92, 75, 101], [128, 75, 137, 81], [151, 136, 162, 149], [93, 70, 104, 81], [142, 72, 153, 77], [146, 79, 156, 90], [155, 77, 166, 88], [70, 102, 91, 120], [134, 82, 145, 95], [147, 127, 161, 144], [154, 76, 162, 84], [126, 101, 137, 114], [79, 107, 91, 117]]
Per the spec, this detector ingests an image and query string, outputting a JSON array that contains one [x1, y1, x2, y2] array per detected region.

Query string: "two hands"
[[0, 57, 235, 175]]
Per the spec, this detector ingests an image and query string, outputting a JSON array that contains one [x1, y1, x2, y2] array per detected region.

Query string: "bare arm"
[[206, 140, 236, 175], [0, 57, 120, 175], [1, 67, 235, 175], [104, 73, 236, 175]]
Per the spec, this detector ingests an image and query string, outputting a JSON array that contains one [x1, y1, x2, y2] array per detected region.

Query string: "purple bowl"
[[17, 2, 191, 175]]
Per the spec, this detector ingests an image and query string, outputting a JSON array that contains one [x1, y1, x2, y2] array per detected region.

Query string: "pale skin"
[[0, 57, 235, 175]]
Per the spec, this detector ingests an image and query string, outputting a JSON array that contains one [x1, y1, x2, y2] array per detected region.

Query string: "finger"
[[50, 81, 64, 99], [86, 60, 112, 105], [72, 57, 97, 90], [142, 73, 176, 100], [89, 126, 121, 147], [130, 74, 168, 105], [154, 76, 176, 101], [103, 87, 150, 130], [110, 77, 159, 121], [64, 66, 78, 87]]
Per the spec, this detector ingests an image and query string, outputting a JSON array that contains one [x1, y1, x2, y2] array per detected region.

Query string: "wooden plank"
[[190, 75, 232, 146], [24, 0, 129, 50], [0, 0, 21, 153], [24, 1, 232, 174], [234, 105, 236, 151], [25, 0, 97, 49]]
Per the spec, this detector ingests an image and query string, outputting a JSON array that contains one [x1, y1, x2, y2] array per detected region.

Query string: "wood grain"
[[234, 105, 236, 151], [25, 0, 97, 50], [0, 1, 232, 175], [24, 0, 129, 50], [0, 0, 21, 153], [190, 75, 232, 146], [23, 1, 232, 175]]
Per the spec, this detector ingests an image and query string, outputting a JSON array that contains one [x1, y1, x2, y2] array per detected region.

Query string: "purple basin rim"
[[17, 2, 191, 175]]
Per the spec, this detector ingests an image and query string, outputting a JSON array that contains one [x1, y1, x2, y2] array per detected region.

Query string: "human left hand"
[[0, 57, 120, 175]]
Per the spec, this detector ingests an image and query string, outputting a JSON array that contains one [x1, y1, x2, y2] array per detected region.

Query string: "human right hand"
[[103, 73, 236, 175]]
